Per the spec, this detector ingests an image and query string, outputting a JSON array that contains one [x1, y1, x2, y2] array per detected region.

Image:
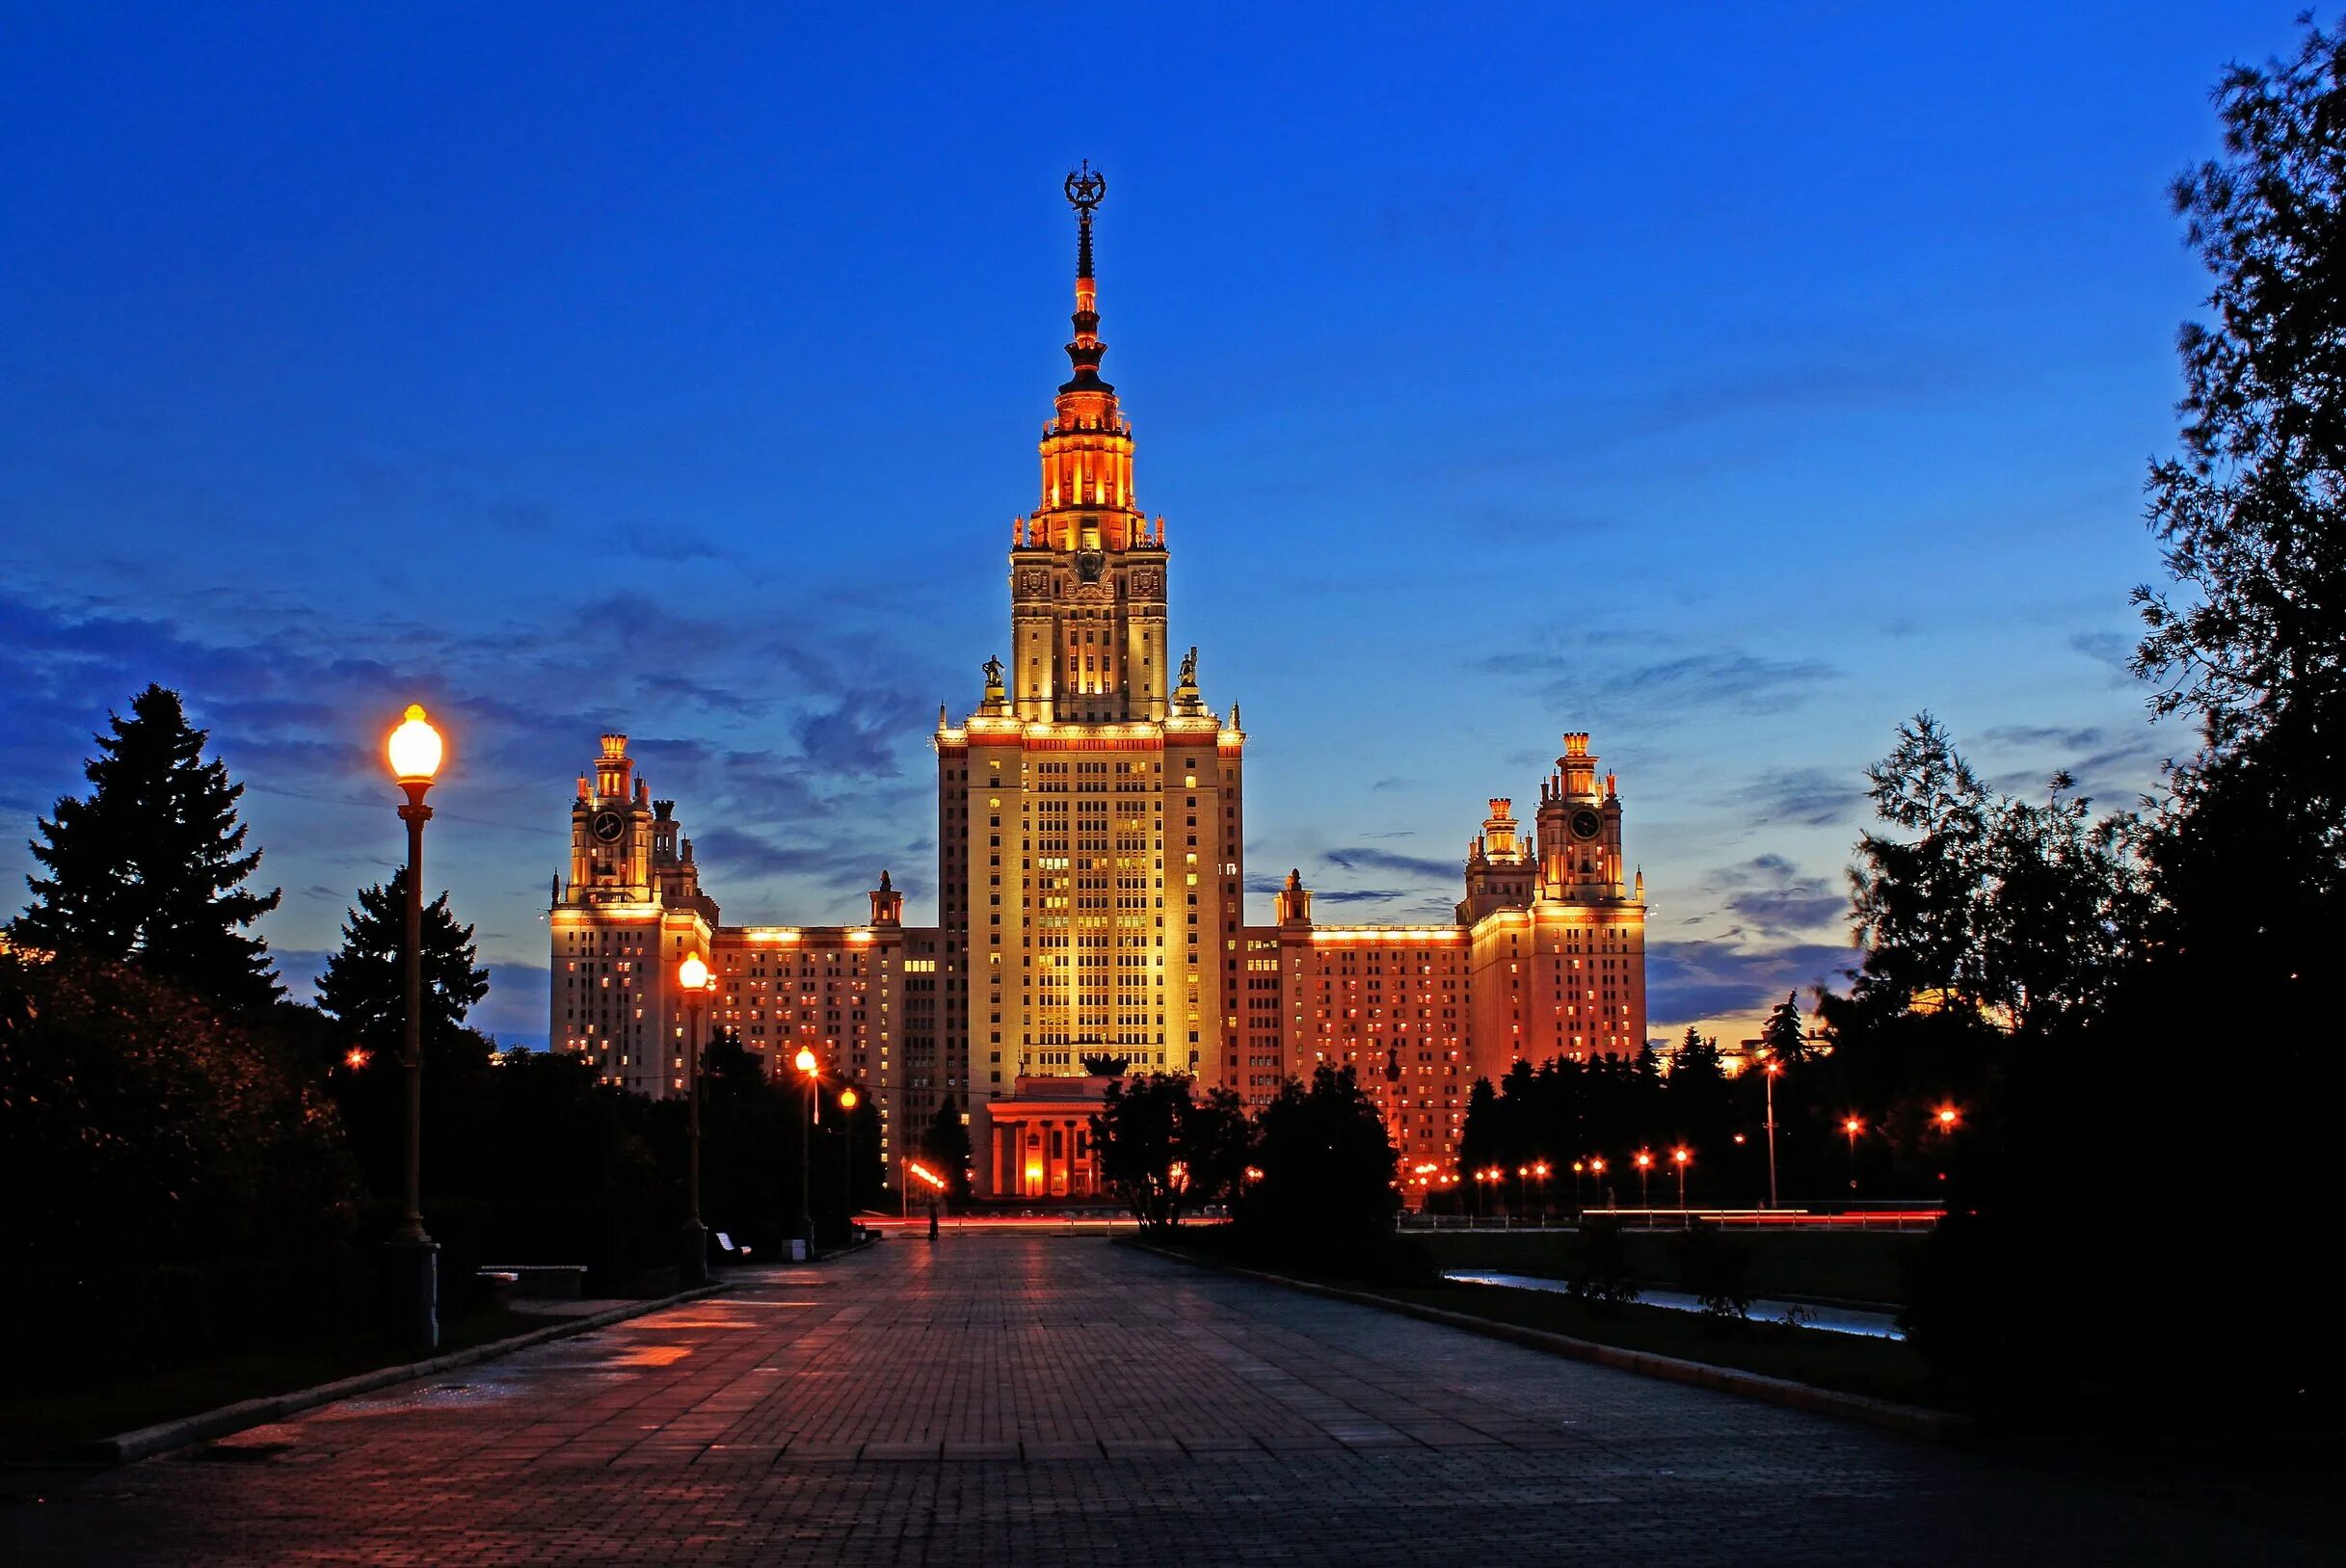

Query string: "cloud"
[[1708, 854, 1845, 938], [792, 690, 932, 778], [1313, 887, 1429, 905], [2067, 629, 2138, 683], [1322, 845, 1457, 882], [0, 579, 957, 974], [1982, 724, 2106, 751], [1725, 888, 1845, 934], [1728, 765, 1868, 829], [474, 963, 550, 1047], [1485, 641, 1835, 722], [1646, 938, 1857, 1031]]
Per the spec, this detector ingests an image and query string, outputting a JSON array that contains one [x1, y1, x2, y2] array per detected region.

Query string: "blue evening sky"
[[0, 3, 2295, 1046]]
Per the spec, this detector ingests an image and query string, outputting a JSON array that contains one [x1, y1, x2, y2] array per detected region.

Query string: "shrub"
[[1674, 1219, 1754, 1331], [1566, 1216, 1640, 1313]]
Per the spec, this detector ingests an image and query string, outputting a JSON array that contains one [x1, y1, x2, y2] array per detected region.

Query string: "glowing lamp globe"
[[387, 704, 443, 785], [678, 953, 709, 992], [839, 1087, 859, 1110], [794, 1048, 818, 1076]]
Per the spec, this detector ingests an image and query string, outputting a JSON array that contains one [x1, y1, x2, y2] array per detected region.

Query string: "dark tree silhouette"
[[1237, 1065, 1399, 1265], [12, 684, 281, 1010], [921, 1093, 973, 1200], [1758, 993, 1811, 1069], [315, 866, 491, 1058], [1090, 1072, 1247, 1228]]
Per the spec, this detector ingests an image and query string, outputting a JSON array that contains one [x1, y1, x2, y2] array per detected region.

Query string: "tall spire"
[[1062, 161, 1109, 394]]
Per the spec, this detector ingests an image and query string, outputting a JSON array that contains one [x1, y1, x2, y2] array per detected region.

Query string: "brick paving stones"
[[5, 1237, 2333, 1565]]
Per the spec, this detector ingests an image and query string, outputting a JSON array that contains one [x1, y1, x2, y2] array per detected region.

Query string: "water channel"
[[1442, 1270, 1906, 1341]]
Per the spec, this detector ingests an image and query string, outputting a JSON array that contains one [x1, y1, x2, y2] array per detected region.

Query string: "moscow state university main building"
[[549, 174, 1647, 1202]]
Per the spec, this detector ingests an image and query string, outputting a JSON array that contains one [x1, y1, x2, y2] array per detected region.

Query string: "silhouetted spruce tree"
[[1665, 1029, 1731, 1173], [12, 684, 281, 1010], [922, 1093, 973, 1200], [1758, 993, 1811, 1068], [315, 866, 490, 1058]]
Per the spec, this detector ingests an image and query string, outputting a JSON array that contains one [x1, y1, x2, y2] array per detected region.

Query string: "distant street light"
[[1477, 1165, 1505, 1222], [1671, 1146, 1692, 1215], [1762, 1058, 1783, 1209], [1843, 1115, 1863, 1193], [839, 1084, 861, 1222], [1590, 1156, 1609, 1210], [677, 952, 713, 1285], [385, 704, 442, 1349], [1635, 1149, 1654, 1212], [795, 1046, 820, 1259]]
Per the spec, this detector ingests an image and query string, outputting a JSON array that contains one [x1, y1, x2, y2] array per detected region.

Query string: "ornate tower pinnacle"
[[1029, 163, 1143, 559], [1062, 161, 1109, 393]]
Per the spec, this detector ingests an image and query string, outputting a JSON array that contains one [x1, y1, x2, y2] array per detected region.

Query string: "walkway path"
[[7, 1237, 2328, 1565]]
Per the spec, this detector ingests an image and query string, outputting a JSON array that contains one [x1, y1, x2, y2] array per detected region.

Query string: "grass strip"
[[0, 1303, 567, 1462]]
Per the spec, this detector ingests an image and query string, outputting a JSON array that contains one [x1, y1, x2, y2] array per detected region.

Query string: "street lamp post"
[[1672, 1146, 1692, 1217], [677, 953, 711, 1286], [386, 704, 442, 1350], [1763, 1059, 1783, 1209], [1590, 1156, 1609, 1210], [1843, 1116, 1863, 1193], [1634, 1150, 1653, 1217], [794, 1047, 820, 1260], [1532, 1160, 1551, 1224], [1571, 1159, 1586, 1215], [839, 1085, 861, 1224]]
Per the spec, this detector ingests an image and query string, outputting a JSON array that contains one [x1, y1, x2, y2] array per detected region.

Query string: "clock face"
[[591, 810, 626, 844], [1569, 809, 1603, 840]]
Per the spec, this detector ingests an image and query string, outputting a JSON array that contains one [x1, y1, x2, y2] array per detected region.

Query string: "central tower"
[[1010, 162, 1169, 723], [937, 167, 1246, 1137]]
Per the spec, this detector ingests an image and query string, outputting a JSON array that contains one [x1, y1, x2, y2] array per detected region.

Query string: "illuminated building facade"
[[935, 163, 1245, 1130], [548, 733, 910, 1166], [549, 172, 1643, 1200], [1237, 739, 1648, 1188]]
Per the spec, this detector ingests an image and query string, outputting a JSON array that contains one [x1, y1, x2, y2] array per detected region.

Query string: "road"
[[6, 1237, 2329, 1565]]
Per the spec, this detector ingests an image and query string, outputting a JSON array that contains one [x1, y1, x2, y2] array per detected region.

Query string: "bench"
[[475, 1264, 589, 1300]]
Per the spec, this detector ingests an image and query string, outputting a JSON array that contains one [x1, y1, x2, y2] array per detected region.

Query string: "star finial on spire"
[[1065, 159, 1106, 279]]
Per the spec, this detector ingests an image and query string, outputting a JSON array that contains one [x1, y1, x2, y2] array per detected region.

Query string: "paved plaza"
[[6, 1237, 2331, 1565]]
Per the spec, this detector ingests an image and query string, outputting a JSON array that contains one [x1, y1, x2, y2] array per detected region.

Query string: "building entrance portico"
[[972, 1075, 1112, 1198]]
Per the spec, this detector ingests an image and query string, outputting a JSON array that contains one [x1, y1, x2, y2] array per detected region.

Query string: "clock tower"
[[1465, 731, 1647, 1083]]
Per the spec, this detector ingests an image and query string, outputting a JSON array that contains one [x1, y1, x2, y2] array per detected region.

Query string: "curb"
[[92, 1282, 733, 1465], [1133, 1243, 1972, 1446]]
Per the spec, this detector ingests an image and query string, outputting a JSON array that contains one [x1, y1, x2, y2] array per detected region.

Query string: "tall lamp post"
[[386, 704, 443, 1349], [1590, 1156, 1609, 1209], [794, 1047, 820, 1260], [1762, 1059, 1783, 1209], [1843, 1116, 1863, 1194], [1634, 1149, 1653, 1215], [839, 1085, 861, 1222], [677, 953, 712, 1285], [1671, 1146, 1692, 1217]]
